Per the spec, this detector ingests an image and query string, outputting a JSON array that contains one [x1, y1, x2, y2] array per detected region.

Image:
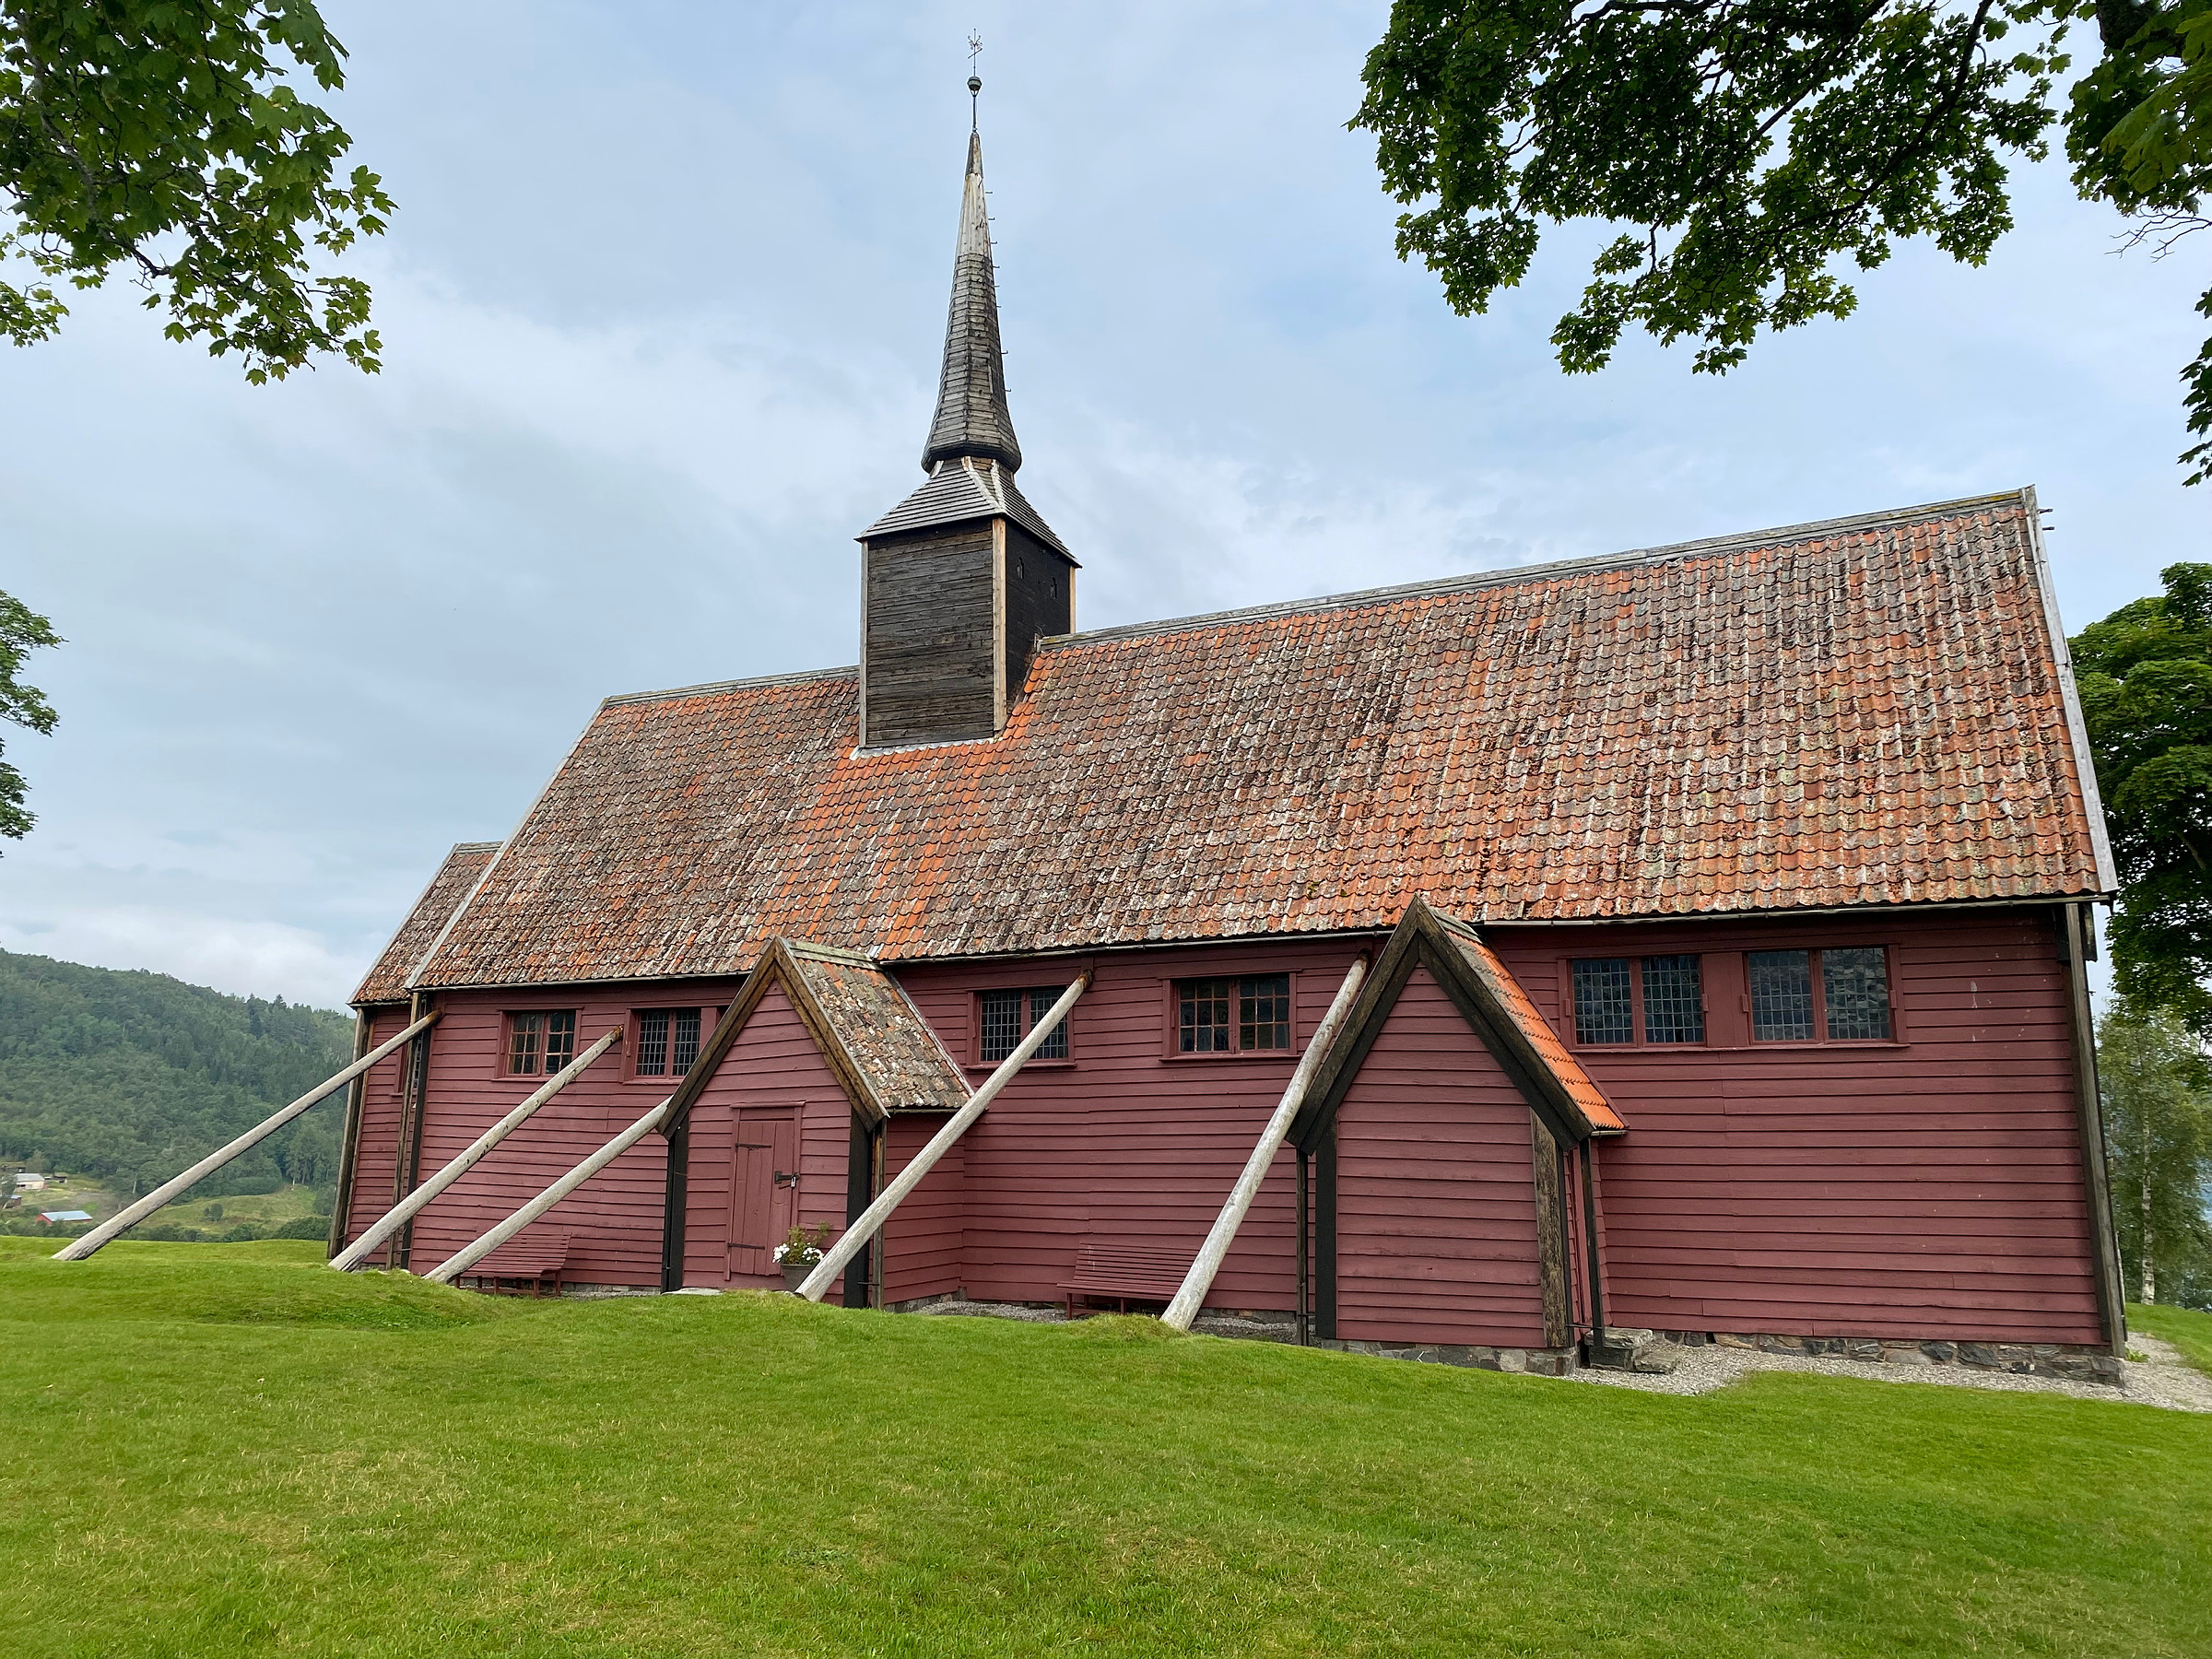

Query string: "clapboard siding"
[[880, 1113, 963, 1303], [1331, 966, 1548, 1349], [335, 1007, 414, 1260], [893, 938, 1372, 1311], [340, 979, 741, 1288], [1490, 909, 2103, 1345], [863, 524, 998, 747]]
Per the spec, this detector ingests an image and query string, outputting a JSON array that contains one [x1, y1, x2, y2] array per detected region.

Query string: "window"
[[506, 1011, 576, 1077], [979, 987, 1071, 1064], [1747, 948, 1893, 1042], [1177, 975, 1293, 1054], [634, 1008, 703, 1077], [1570, 956, 1704, 1045]]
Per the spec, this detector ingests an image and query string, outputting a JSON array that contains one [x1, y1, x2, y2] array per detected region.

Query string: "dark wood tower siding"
[[862, 524, 999, 747], [1327, 966, 1551, 1350], [1002, 522, 1073, 694], [1488, 909, 2106, 1346]]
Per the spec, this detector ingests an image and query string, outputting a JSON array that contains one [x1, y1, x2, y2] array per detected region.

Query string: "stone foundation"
[[1313, 1337, 1578, 1377], [1664, 1329, 2124, 1385]]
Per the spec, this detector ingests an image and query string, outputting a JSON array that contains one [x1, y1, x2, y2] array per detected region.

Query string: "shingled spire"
[[921, 129, 1021, 473], [854, 91, 1076, 751]]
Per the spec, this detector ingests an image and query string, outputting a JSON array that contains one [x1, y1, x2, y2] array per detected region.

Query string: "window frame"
[[502, 1008, 579, 1078], [1162, 971, 1303, 1061], [968, 984, 1077, 1071], [627, 1006, 706, 1083], [1560, 954, 1709, 1051], [1745, 946, 1901, 1047]]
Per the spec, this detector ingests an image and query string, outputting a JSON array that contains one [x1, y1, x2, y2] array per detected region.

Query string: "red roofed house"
[[329, 123, 2125, 1382]]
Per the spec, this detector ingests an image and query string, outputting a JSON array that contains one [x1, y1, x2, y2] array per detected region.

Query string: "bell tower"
[[857, 85, 1076, 750]]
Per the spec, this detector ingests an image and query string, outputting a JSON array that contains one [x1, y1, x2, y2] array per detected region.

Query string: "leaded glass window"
[[1239, 974, 1292, 1050], [1641, 955, 1704, 1043], [1571, 959, 1634, 1044], [1822, 947, 1892, 1041], [632, 1008, 698, 1076], [981, 987, 1072, 1063], [1748, 951, 1815, 1041]]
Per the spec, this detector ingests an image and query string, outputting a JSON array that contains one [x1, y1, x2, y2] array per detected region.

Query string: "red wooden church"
[[329, 121, 2126, 1382]]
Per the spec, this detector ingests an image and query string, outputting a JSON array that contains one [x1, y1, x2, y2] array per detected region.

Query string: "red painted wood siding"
[[880, 1113, 963, 1304], [341, 981, 741, 1288], [336, 1006, 413, 1254], [679, 982, 849, 1300], [1490, 910, 2102, 1345], [892, 938, 1371, 1311], [1333, 965, 1548, 1349]]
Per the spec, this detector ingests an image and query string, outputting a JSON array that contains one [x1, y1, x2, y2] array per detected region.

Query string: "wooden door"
[[727, 1110, 799, 1283]]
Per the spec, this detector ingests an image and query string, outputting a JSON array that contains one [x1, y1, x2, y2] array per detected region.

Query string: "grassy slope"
[[2131, 1302, 2212, 1373], [140, 1182, 334, 1236], [4, 1241, 2208, 1659]]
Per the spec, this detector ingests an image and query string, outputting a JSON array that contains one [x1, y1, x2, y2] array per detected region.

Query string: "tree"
[[2073, 562, 2212, 1032], [0, 0, 391, 382], [2099, 997, 2212, 1306], [0, 589, 57, 843], [1353, 0, 2212, 477]]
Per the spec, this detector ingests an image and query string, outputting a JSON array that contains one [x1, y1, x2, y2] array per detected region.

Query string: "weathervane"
[[968, 31, 982, 128]]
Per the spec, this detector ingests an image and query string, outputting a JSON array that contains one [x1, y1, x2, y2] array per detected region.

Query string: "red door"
[[727, 1111, 799, 1284]]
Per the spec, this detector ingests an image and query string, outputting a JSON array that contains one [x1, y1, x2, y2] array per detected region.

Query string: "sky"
[[1, 1, 2197, 1011]]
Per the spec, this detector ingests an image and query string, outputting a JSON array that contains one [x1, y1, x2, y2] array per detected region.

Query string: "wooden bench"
[[456, 1231, 570, 1298], [1061, 1241, 1192, 1317]]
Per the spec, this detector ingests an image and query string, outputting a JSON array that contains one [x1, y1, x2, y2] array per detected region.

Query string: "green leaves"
[[1355, 0, 2062, 376], [0, 0, 392, 382], [0, 588, 58, 845], [2074, 565, 2212, 1034]]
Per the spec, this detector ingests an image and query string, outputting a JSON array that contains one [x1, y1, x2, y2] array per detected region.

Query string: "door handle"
[[773, 1171, 798, 1188]]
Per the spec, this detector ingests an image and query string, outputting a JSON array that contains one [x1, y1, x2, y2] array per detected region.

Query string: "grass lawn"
[[2130, 1301, 2212, 1374], [137, 1182, 328, 1238], [4, 1240, 2208, 1658]]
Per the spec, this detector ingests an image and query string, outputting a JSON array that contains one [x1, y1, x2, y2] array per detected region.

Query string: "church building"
[[330, 114, 2126, 1382]]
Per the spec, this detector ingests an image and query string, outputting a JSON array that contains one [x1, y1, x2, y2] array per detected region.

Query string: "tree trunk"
[[2140, 1139, 2156, 1304]]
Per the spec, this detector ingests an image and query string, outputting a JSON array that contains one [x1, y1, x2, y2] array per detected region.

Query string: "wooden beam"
[[325, 1010, 375, 1258], [795, 974, 1090, 1301], [51, 1011, 441, 1261], [1163, 956, 1369, 1331], [2061, 902, 2128, 1353], [331, 1027, 623, 1271]]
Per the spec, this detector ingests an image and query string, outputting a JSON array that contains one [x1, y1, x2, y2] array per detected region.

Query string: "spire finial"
[[920, 49, 1021, 475], [967, 31, 982, 131]]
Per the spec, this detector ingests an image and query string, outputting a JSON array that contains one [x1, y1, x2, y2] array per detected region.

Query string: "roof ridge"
[[1042, 488, 2032, 650], [601, 665, 856, 709]]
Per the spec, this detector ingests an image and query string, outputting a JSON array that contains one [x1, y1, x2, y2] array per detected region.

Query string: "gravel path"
[[1565, 1331, 2212, 1412], [917, 1300, 2211, 1412]]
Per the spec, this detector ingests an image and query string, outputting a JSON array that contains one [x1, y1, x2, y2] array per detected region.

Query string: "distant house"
[[14, 1173, 48, 1192], [38, 1210, 91, 1225]]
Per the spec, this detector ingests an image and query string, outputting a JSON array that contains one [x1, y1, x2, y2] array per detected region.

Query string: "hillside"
[[0, 951, 355, 1208]]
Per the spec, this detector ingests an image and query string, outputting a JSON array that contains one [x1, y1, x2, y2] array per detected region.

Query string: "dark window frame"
[[971, 985, 1076, 1068], [1564, 955, 1708, 1049], [629, 1006, 705, 1080], [1166, 972, 1299, 1060], [503, 1009, 578, 1077], [1747, 947, 1899, 1045]]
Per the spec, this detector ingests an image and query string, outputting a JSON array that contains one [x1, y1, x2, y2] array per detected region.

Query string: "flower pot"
[[781, 1262, 815, 1292]]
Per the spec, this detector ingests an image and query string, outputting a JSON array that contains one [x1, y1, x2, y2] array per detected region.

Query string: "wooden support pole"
[[325, 1011, 374, 1258], [1162, 956, 1368, 1332], [331, 1027, 623, 1272], [52, 1012, 442, 1262], [424, 1095, 673, 1285], [796, 973, 1091, 1302]]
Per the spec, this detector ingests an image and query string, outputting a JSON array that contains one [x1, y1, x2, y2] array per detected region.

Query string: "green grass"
[[4, 1241, 2208, 1658], [2130, 1301, 2212, 1374], [139, 1181, 328, 1238]]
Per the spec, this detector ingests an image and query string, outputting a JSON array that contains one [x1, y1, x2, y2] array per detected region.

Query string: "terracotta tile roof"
[[411, 490, 2108, 990], [665, 938, 967, 1130], [1428, 908, 1623, 1135], [354, 841, 500, 1005]]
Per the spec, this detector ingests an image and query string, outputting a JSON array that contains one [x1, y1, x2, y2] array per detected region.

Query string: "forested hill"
[[0, 951, 355, 1201]]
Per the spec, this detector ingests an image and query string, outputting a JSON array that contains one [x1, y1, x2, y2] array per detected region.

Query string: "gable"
[[408, 491, 2109, 991], [354, 841, 500, 1006]]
